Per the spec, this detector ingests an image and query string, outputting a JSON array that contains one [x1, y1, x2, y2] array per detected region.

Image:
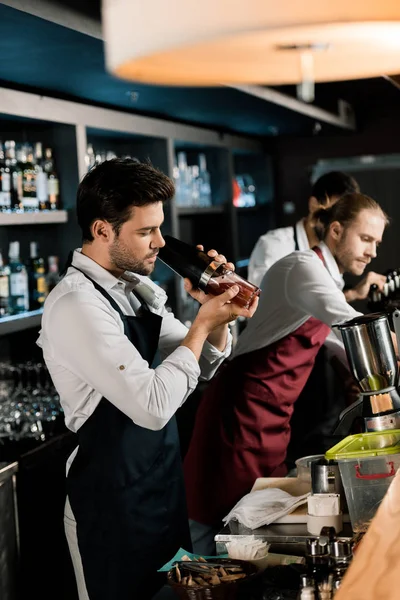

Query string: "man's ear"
[[329, 220, 343, 241], [91, 219, 112, 242]]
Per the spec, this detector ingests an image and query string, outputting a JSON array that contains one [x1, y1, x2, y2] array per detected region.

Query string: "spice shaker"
[[158, 235, 260, 309]]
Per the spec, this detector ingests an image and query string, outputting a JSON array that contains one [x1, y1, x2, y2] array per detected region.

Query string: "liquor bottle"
[[28, 242, 48, 309], [4, 140, 21, 211], [198, 153, 212, 207], [0, 251, 10, 317], [0, 141, 11, 211], [8, 241, 29, 314], [21, 145, 39, 211], [44, 148, 60, 209], [158, 235, 260, 309], [85, 144, 96, 171], [46, 256, 60, 293], [35, 142, 49, 210]]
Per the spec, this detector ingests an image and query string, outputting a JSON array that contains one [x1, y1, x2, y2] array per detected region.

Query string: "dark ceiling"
[[1, 0, 399, 138]]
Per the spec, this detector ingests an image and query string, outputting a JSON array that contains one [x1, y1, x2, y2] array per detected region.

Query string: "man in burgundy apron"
[[185, 191, 389, 533], [184, 247, 329, 526]]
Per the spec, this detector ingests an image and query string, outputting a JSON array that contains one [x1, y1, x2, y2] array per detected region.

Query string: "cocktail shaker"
[[158, 235, 260, 309]]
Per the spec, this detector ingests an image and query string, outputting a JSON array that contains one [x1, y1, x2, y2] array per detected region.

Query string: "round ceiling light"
[[102, 1, 400, 86]]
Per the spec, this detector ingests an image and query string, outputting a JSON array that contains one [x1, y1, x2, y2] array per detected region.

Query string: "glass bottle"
[[198, 153, 212, 207], [46, 256, 60, 293], [28, 242, 48, 309], [35, 142, 49, 210], [4, 140, 21, 211], [158, 235, 260, 309], [21, 145, 39, 211], [329, 539, 353, 593], [0, 250, 10, 317], [0, 141, 11, 211], [44, 148, 60, 209], [8, 241, 29, 314], [305, 538, 331, 591]]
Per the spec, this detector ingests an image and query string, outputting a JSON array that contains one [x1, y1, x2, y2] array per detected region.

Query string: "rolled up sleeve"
[[45, 291, 202, 431]]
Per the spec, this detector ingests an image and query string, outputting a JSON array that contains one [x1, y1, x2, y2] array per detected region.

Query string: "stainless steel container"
[[333, 313, 398, 394], [0, 462, 19, 600]]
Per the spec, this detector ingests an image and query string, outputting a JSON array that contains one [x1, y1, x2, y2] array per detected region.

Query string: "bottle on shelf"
[[35, 142, 49, 210], [176, 151, 191, 206], [8, 241, 29, 314], [46, 256, 61, 293], [21, 144, 39, 211], [28, 242, 48, 310], [198, 153, 212, 207], [0, 141, 12, 212], [4, 140, 21, 211], [44, 147, 60, 210], [0, 250, 10, 317]]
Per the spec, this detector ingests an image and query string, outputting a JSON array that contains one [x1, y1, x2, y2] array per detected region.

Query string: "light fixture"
[[102, 1, 400, 87]]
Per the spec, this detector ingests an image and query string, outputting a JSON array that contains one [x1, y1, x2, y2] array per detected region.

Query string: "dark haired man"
[[185, 193, 393, 552], [37, 159, 258, 600]]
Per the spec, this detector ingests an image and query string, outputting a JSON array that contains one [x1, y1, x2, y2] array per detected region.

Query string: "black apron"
[[66, 267, 191, 600]]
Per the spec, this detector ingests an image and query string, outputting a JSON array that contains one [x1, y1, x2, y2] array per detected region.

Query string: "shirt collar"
[[318, 241, 345, 290], [295, 219, 309, 252], [70, 249, 167, 309]]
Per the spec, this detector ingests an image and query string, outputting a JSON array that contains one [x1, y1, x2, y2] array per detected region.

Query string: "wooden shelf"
[[0, 210, 68, 226], [0, 309, 43, 336], [177, 206, 225, 216]]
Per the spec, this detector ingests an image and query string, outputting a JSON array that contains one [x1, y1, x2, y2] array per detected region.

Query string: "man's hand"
[[184, 245, 235, 305], [195, 285, 259, 333], [344, 271, 386, 303]]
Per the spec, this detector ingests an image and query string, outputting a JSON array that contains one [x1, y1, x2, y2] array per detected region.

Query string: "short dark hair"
[[311, 171, 360, 205], [77, 158, 175, 242], [315, 192, 389, 240]]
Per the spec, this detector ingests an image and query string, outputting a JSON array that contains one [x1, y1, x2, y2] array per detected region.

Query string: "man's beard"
[[109, 237, 157, 276]]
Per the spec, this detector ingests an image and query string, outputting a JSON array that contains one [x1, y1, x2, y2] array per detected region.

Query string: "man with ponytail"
[[184, 192, 391, 553]]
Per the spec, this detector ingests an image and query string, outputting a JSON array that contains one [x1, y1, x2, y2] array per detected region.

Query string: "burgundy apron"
[[184, 247, 331, 525]]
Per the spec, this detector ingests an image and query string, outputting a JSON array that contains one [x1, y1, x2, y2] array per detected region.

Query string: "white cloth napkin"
[[223, 488, 310, 529]]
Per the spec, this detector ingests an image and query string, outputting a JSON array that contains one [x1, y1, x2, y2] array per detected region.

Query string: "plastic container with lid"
[[325, 430, 400, 532]]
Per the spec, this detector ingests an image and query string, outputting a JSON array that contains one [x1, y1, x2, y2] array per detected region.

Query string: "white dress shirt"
[[234, 242, 361, 363], [37, 250, 231, 435], [248, 220, 309, 287]]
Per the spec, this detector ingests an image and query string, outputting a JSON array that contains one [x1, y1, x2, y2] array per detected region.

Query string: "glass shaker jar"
[[158, 235, 260, 309]]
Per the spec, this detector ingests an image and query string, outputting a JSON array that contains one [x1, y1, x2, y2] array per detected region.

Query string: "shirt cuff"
[[201, 331, 233, 364]]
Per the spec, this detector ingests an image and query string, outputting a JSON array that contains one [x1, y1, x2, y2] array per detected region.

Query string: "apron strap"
[[293, 225, 300, 251], [312, 245, 327, 267], [70, 263, 150, 315]]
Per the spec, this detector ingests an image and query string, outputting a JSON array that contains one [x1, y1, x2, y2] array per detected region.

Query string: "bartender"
[[249, 171, 385, 461], [184, 192, 389, 554], [37, 158, 258, 600]]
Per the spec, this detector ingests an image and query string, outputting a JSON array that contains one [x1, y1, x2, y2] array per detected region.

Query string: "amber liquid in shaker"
[[205, 263, 260, 308]]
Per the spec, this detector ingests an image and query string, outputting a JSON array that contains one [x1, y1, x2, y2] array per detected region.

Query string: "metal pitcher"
[[333, 311, 400, 394]]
